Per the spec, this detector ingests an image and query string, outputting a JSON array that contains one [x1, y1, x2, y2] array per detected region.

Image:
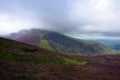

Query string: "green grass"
[[98, 44, 114, 53], [0, 37, 88, 65], [0, 50, 87, 65], [114, 50, 120, 54], [57, 55, 88, 65], [40, 39, 53, 51], [0, 51, 59, 64], [0, 50, 40, 64], [39, 32, 53, 51]]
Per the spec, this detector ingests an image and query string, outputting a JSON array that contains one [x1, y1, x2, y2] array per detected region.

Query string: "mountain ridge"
[[7, 29, 114, 55]]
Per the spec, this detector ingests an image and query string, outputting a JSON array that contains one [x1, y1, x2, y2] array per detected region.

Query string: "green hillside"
[[0, 37, 86, 65], [0, 37, 120, 80], [8, 29, 114, 55], [0, 37, 87, 79]]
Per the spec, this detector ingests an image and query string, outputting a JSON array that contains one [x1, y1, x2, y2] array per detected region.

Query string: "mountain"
[[0, 37, 120, 80], [8, 29, 114, 55], [0, 37, 84, 65]]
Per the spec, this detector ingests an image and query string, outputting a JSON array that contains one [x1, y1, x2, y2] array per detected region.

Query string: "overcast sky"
[[0, 0, 120, 39]]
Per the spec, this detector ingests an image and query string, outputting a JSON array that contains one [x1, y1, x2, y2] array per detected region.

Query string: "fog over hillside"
[[0, 0, 120, 39]]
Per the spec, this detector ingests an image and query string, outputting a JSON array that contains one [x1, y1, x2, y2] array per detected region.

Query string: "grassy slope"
[[39, 32, 53, 51], [67, 35, 114, 53], [0, 37, 86, 64], [0, 37, 120, 80], [44, 32, 114, 54]]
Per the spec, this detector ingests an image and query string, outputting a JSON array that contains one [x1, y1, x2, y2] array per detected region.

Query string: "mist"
[[0, 0, 120, 38]]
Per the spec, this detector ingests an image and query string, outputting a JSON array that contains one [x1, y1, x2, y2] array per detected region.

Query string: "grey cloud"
[[101, 32, 120, 37], [0, 0, 120, 38]]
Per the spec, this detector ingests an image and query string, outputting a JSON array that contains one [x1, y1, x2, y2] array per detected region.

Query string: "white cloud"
[[0, 13, 43, 35], [69, 0, 120, 32]]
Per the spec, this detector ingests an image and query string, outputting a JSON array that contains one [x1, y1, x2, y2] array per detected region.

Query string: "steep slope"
[[8, 29, 114, 55]]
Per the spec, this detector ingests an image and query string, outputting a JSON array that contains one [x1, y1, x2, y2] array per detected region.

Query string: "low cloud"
[[0, 0, 120, 38]]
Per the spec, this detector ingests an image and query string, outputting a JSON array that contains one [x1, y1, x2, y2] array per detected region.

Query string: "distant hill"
[[8, 29, 114, 55], [95, 39, 120, 50]]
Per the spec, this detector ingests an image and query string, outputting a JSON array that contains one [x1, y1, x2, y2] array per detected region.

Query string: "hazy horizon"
[[0, 0, 120, 39]]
